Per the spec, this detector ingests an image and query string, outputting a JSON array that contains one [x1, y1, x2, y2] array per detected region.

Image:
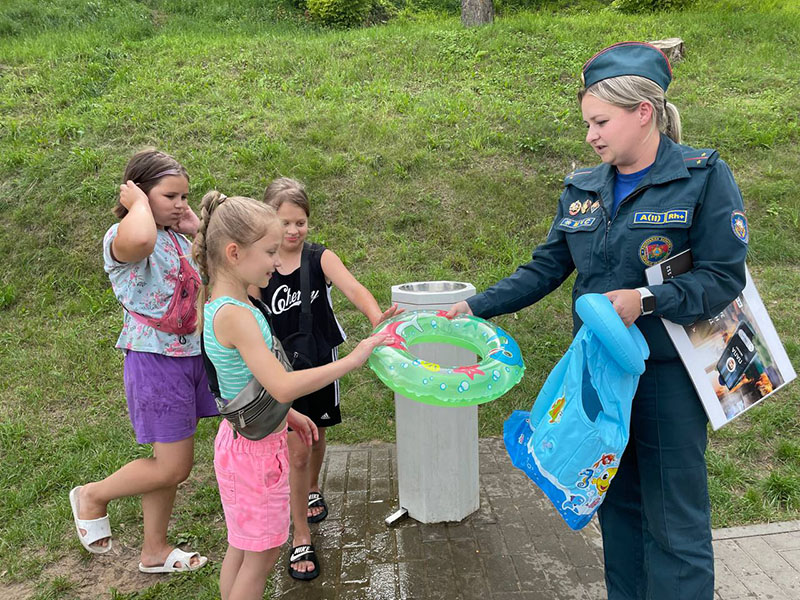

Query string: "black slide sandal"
[[307, 491, 328, 524], [288, 544, 320, 581]]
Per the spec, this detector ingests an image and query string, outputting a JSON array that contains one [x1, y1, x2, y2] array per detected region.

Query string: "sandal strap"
[[307, 492, 325, 507], [76, 515, 111, 546], [165, 547, 200, 570], [290, 544, 315, 563]]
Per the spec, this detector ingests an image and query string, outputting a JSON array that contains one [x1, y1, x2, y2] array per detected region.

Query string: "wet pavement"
[[272, 438, 800, 600]]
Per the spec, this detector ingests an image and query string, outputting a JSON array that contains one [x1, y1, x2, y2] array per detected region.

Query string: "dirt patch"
[[1, 543, 171, 600], [0, 581, 34, 600]]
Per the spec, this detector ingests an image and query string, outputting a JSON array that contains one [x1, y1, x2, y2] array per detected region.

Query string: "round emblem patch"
[[569, 201, 581, 216], [731, 210, 749, 244], [638, 235, 673, 266], [726, 357, 736, 373]]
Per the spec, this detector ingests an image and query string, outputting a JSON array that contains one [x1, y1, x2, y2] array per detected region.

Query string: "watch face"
[[642, 294, 656, 314], [716, 322, 757, 390]]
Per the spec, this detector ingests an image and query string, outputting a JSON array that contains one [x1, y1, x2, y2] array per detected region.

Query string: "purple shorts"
[[123, 351, 218, 444]]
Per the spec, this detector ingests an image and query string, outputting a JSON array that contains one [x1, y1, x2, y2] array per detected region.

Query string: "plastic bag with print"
[[504, 293, 649, 530]]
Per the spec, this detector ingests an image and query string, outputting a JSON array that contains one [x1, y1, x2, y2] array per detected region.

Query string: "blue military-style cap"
[[581, 41, 672, 92]]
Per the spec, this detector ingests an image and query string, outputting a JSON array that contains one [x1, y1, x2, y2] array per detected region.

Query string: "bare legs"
[[308, 428, 326, 497], [287, 427, 326, 575], [220, 545, 281, 600], [77, 437, 202, 568]]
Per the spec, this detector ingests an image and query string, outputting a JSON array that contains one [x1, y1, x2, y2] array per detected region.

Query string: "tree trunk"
[[461, 0, 494, 27]]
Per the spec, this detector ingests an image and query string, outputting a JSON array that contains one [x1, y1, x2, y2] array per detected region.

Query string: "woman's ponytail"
[[663, 101, 682, 144]]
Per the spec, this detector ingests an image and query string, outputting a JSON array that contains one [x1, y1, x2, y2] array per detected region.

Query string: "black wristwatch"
[[636, 287, 656, 316]]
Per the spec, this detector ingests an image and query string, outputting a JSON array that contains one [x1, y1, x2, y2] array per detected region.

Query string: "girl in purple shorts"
[[69, 149, 215, 573], [192, 191, 389, 600]]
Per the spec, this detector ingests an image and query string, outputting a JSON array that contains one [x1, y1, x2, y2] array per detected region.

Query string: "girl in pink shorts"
[[192, 190, 389, 600]]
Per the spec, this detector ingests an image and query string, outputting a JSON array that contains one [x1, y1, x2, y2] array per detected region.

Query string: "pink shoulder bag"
[[126, 230, 201, 336]]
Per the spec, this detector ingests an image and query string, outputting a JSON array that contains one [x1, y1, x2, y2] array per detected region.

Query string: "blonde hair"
[[192, 190, 279, 332], [578, 75, 682, 144], [263, 177, 310, 217]]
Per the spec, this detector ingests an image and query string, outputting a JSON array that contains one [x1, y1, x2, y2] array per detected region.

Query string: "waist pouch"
[[127, 230, 200, 336], [202, 297, 292, 440], [504, 293, 650, 530], [282, 327, 319, 370]]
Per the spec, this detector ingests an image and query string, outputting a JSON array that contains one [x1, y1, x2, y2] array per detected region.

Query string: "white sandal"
[[69, 486, 112, 554], [138, 547, 208, 574]]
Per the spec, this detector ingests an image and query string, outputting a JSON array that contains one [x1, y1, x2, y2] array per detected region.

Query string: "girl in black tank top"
[[262, 242, 346, 361], [260, 178, 401, 581]]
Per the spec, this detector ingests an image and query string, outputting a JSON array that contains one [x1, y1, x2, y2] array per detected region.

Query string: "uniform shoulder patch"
[[682, 148, 718, 169], [731, 210, 749, 244]]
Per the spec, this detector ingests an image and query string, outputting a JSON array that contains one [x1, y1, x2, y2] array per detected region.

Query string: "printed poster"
[[645, 250, 796, 430]]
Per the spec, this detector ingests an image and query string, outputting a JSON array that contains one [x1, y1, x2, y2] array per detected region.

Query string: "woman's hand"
[[604, 289, 642, 327], [287, 409, 318, 446], [119, 180, 150, 211], [373, 303, 404, 327], [348, 333, 392, 367], [173, 206, 200, 236], [445, 301, 473, 319]]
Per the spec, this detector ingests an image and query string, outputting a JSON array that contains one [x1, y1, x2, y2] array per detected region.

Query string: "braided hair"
[[192, 191, 279, 332]]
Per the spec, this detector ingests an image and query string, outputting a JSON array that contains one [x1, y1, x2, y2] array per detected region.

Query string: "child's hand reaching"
[[373, 303, 404, 327], [286, 409, 318, 446], [348, 333, 392, 367], [119, 180, 149, 211]]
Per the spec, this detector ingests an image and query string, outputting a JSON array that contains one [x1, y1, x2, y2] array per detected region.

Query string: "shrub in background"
[[306, 0, 372, 26], [367, 0, 401, 24]]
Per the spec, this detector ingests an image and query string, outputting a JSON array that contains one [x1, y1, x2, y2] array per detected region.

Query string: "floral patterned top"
[[103, 224, 201, 357]]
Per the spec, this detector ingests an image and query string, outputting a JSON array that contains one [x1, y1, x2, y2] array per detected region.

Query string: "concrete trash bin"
[[387, 281, 480, 524]]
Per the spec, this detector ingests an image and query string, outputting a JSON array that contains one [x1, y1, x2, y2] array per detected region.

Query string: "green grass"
[[2, 0, 799, 597]]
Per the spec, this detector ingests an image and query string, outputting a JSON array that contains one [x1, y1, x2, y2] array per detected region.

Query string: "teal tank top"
[[203, 297, 273, 400]]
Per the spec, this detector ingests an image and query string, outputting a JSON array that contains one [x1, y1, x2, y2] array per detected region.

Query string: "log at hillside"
[[648, 38, 685, 64]]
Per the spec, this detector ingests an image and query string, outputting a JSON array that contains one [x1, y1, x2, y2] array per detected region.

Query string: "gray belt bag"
[[201, 298, 293, 441]]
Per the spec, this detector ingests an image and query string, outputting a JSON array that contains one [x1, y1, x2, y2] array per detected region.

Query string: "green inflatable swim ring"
[[369, 310, 525, 407]]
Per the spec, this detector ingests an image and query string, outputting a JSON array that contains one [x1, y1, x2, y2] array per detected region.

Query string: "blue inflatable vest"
[[504, 294, 650, 530]]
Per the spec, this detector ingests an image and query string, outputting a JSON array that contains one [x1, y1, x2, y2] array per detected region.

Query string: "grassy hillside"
[[1, 1, 799, 597]]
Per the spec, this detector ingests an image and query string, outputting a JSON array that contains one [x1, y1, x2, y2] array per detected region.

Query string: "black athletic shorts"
[[288, 346, 341, 429]]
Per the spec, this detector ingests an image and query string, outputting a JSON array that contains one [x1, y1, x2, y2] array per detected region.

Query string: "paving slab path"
[[272, 438, 800, 600]]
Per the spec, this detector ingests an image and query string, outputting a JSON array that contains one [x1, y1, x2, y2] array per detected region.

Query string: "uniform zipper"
[[603, 184, 653, 282]]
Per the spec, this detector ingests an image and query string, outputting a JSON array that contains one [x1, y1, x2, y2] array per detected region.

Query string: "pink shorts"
[[213, 421, 290, 552]]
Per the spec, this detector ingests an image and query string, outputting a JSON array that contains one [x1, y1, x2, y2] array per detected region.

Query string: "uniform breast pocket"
[[556, 216, 602, 275], [626, 206, 694, 273]]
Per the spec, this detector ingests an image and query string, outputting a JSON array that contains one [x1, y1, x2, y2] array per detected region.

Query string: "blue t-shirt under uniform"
[[612, 164, 653, 217]]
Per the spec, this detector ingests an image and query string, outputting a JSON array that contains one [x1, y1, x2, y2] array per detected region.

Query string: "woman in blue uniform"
[[448, 42, 749, 599]]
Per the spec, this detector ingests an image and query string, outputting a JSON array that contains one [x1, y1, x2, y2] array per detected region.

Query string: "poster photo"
[[646, 250, 796, 430]]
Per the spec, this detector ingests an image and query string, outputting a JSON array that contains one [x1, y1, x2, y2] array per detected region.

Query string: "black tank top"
[[260, 243, 346, 359]]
